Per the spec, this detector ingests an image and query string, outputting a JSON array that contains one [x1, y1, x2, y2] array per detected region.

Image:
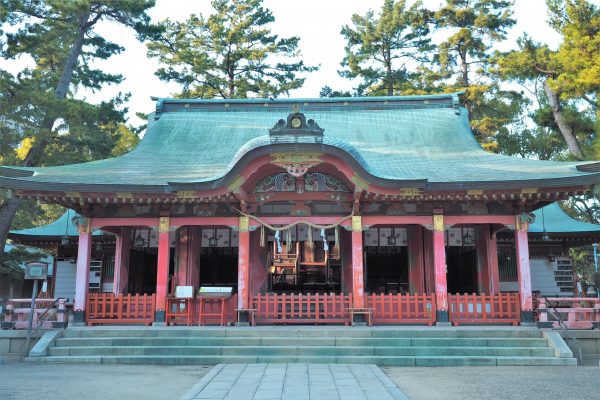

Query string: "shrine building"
[[2, 93, 599, 326]]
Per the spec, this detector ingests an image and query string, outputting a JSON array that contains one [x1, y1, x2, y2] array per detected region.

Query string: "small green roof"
[[9, 210, 103, 239], [530, 203, 600, 234], [1, 93, 598, 193]]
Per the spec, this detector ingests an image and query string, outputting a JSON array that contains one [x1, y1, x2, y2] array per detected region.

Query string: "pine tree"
[[339, 0, 433, 96], [147, 0, 316, 99], [0, 0, 156, 257]]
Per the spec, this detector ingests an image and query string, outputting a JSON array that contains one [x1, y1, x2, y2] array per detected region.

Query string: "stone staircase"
[[26, 327, 577, 366]]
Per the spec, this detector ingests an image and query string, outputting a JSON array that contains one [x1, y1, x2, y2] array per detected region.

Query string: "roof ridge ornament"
[[269, 112, 324, 137]]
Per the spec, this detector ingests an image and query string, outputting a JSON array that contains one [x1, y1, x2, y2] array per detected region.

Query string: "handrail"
[[542, 296, 583, 365], [19, 298, 65, 360]]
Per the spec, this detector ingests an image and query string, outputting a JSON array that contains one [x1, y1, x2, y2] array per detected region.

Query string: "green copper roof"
[[530, 203, 600, 234], [1, 93, 598, 192], [9, 210, 102, 238]]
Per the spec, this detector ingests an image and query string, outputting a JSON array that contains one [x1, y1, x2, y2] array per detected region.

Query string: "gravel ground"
[[0, 356, 211, 400], [2, 356, 599, 400], [384, 366, 600, 400]]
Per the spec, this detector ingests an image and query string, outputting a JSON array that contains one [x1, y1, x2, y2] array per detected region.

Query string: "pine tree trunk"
[[24, 9, 90, 167], [543, 79, 585, 160], [0, 9, 90, 256], [0, 197, 22, 257]]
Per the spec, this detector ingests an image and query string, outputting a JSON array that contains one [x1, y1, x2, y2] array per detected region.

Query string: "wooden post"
[[433, 215, 448, 323], [351, 216, 365, 309], [408, 225, 425, 294], [73, 218, 92, 324], [515, 216, 533, 323], [237, 216, 251, 323], [113, 227, 131, 296], [155, 217, 170, 323]]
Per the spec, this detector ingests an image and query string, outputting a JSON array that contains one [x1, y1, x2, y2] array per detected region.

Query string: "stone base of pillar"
[[435, 310, 449, 325], [73, 310, 85, 323], [537, 322, 554, 329], [153, 310, 166, 325], [351, 313, 367, 326], [236, 310, 250, 326], [520, 311, 534, 324]]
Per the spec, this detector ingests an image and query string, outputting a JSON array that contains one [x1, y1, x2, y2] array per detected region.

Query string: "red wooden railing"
[[538, 297, 600, 329], [253, 293, 351, 325], [366, 293, 436, 325], [86, 293, 155, 326], [166, 294, 238, 326], [448, 293, 520, 326]]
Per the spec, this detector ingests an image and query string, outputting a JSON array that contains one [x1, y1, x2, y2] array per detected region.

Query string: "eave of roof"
[[529, 203, 600, 234], [9, 210, 103, 238], [0, 93, 598, 194]]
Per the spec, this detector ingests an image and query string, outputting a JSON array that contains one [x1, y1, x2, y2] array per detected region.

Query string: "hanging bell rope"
[[334, 226, 340, 252], [307, 226, 313, 248], [285, 228, 292, 252], [259, 225, 266, 247]]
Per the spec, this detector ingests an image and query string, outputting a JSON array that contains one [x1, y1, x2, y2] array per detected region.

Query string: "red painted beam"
[[445, 215, 514, 226], [170, 216, 239, 227], [92, 217, 159, 229], [248, 215, 353, 227], [362, 215, 431, 226]]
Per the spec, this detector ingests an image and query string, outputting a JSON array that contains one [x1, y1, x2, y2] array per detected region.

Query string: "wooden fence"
[[1, 298, 66, 329], [86, 293, 155, 326], [253, 293, 351, 325], [166, 295, 238, 326], [448, 293, 520, 325], [366, 293, 436, 325], [538, 297, 600, 329]]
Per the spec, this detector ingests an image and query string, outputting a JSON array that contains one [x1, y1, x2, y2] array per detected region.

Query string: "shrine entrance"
[[268, 227, 342, 294], [364, 227, 409, 294], [446, 226, 478, 294], [199, 228, 239, 291]]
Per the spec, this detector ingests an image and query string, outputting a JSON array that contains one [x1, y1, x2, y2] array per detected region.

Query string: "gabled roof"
[[530, 203, 600, 234], [1, 93, 598, 193], [9, 210, 103, 240]]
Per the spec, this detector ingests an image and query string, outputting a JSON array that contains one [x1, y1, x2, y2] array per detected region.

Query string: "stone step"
[[26, 354, 577, 366], [48, 345, 555, 357], [62, 328, 543, 339], [54, 336, 549, 348]]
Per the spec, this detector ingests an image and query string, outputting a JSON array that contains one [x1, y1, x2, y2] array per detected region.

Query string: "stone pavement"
[[179, 364, 409, 400]]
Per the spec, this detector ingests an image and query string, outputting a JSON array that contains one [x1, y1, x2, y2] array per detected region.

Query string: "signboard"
[[198, 286, 232, 298], [25, 262, 48, 280], [175, 286, 194, 299]]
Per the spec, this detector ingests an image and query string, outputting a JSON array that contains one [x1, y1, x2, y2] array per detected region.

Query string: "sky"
[[5, 0, 564, 127]]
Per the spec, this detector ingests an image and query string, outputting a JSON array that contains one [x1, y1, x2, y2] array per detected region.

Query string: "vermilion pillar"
[[433, 215, 449, 323], [515, 216, 533, 323], [113, 227, 131, 295], [351, 216, 365, 309], [73, 218, 92, 323], [155, 217, 170, 323], [176, 227, 202, 288], [475, 225, 491, 294], [237, 216, 250, 311], [488, 231, 500, 295], [408, 225, 425, 294]]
